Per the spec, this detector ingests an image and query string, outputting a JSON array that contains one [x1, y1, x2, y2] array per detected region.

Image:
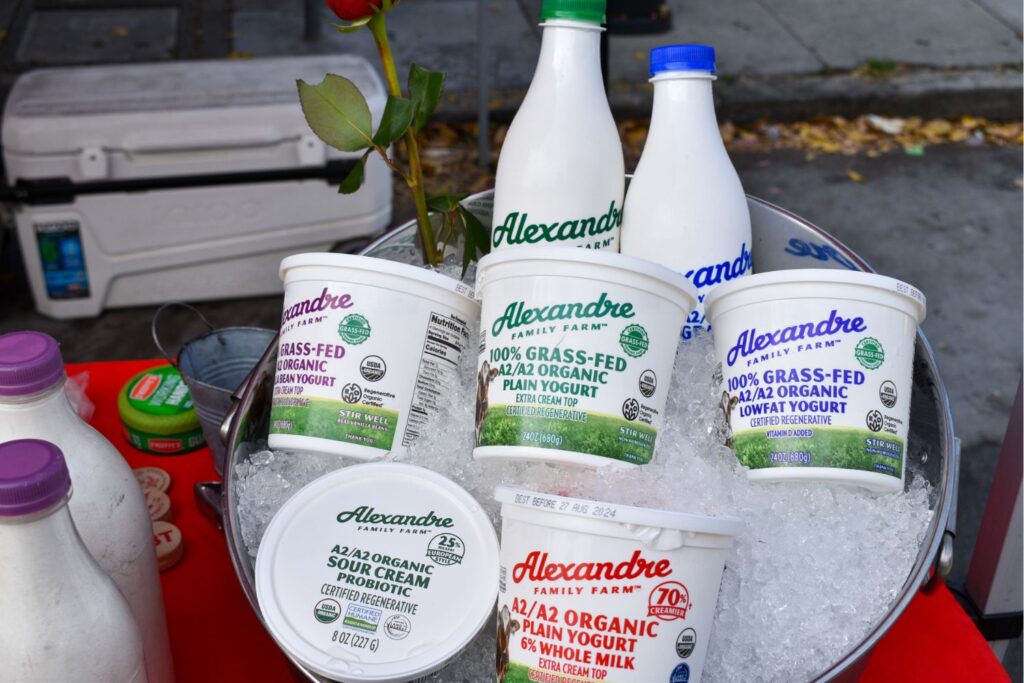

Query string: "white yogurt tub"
[[473, 246, 698, 467], [269, 253, 478, 460], [255, 463, 500, 683], [704, 269, 927, 493], [495, 487, 742, 683]]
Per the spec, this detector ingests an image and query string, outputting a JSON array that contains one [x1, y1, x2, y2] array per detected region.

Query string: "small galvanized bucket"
[[152, 302, 275, 475]]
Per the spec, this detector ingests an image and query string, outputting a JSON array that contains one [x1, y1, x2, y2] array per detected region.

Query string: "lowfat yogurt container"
[[495, 487, 742, 683], [256, 463, 500, 683], [473, 247, 698, 467], [269, 253, 478, 460], [704, 269, 927, 493]]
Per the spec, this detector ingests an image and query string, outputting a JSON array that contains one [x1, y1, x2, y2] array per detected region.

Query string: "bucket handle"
[[151, 302, 215, 369], [924, 436, 960, 593]]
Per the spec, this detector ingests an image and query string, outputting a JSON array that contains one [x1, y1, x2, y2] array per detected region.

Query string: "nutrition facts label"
[[402, 312, 469, 447]]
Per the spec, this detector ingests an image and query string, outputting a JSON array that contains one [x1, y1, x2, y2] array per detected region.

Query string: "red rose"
[[326, 0, 383, 21]]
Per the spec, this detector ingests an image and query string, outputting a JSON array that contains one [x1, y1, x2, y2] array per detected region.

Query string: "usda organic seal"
[[256, 463, 499, 683]]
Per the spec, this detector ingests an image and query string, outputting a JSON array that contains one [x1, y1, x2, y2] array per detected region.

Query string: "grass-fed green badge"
[[473, 247, 697, 468], [704, 269, 926, 493], [338, 314, 371, 345], [619, 324, 650, 358], [855, 337, 885, 369], [255, 463, 499, 683]]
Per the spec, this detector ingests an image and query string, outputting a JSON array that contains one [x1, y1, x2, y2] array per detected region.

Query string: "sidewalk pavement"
[[0, 0, 1020, 121]]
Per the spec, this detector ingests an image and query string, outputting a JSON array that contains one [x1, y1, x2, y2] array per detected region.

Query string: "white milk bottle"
[[0, 439, 147, 682], [491, 0, 625, 251], [620, 44, 752, 339], [0, 332, 174, 682]]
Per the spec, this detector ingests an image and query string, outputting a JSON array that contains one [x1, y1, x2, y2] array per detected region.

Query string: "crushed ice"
[[235, 261, 934, 682]]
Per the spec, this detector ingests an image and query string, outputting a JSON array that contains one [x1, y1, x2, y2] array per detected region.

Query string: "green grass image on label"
[[479, 404, 656, 464], [270, 397, 397, 450], [502, 662, 594, 683], [732, 426, 903, 478]]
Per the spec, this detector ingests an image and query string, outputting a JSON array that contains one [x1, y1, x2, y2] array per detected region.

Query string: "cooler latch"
[[297, 134, 326, 166], [77, 146, 108, 180]]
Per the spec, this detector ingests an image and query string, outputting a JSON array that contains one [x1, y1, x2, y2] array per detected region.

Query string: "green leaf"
[[372, 95, 415, 147], [338, 151, 371, 194], [426, 193, 465, 213], [297, 74, 374, 152], [333, 17, 372, 33], [457, 205, 490, 277], [408, 64, 445, 132], [460, 205, 491, 256]]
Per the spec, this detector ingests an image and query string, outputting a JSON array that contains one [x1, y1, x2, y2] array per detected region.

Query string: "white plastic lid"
[[476, 245, 698, 304], [256, 463, 499, 683], [494, 486, 743, 538], [704, 268, 926, 324], [279, 252, 476, 302]]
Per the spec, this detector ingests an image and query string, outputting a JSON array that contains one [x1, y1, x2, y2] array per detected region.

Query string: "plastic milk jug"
[[620, 45, 752, 339], [0, 333, 174, 682], [491, 0, 625, 251], [0, 439, 147, 682]]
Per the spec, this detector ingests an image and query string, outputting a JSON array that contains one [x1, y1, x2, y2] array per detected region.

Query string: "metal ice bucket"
[[210, 192, 958, 682]]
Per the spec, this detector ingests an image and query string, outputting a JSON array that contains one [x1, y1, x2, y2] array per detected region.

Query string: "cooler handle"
[[151, 302, 215, 369]]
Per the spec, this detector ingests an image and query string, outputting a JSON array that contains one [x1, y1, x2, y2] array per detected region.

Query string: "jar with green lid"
[[118, 365, 205, 455]]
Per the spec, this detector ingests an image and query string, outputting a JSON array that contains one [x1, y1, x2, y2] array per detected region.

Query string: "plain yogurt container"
[[269, 253, 478, 460], [256, 463, 500, 683], [495, 487, 742, 683], [704, 269, 927, 493], [473, 246, 697, 467]]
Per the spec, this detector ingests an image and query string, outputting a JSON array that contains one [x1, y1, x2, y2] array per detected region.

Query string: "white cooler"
[[1, 55, 392, 318]]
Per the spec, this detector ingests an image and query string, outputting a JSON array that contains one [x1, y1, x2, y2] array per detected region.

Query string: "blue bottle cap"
[[649, 44, 716, 76]]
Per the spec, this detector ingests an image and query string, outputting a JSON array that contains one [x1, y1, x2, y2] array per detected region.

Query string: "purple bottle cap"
[[0, 332, 66, 396], [0, 439, 72, 516]]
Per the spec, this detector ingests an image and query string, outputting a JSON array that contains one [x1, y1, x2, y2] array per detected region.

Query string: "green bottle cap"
[[117, 365, 204, 455], [540, 0, 606, 24]]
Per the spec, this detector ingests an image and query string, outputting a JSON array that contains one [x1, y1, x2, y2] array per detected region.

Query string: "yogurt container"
[[495, 487, 742, 683], [269, 253, 478, 459], [473, 246, 697, 467], [256, 463, 500, 683], [704, 269, 927, 492]]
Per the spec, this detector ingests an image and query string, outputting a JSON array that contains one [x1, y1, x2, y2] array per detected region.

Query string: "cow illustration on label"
[[475, 361, 500, 444], [496, 603, 520, 681], [719, 391, 739, 447]]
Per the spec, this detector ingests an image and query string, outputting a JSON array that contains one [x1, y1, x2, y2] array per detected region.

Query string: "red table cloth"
[[66, 359, 1008, 682]]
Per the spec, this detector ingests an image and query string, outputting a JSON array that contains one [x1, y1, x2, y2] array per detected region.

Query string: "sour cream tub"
[[269, 253, 477, 460], [495, 487, 742, 683], [704, 269, 926, 493], [256, 463, 500, 683], [473, 247, 698, 467]]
